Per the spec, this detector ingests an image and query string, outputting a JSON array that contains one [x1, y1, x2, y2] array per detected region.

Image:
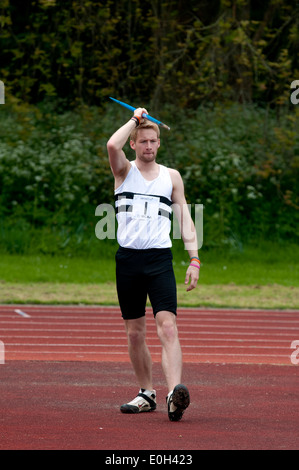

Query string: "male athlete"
[[107, 107, 199, 421]]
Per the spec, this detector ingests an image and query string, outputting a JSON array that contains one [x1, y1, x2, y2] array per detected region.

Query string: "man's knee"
[[125, 319, 146, 347], [156, 312, 178, 343]]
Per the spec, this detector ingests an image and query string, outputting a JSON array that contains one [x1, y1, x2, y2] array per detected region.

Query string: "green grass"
[[0, 242, 298, 309], [0, 242, 297, 286], [192, 244, 299, 287], [0, 254, 115, 284]]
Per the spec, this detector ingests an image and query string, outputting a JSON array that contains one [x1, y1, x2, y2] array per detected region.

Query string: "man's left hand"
[[185, 266, 199, 292]]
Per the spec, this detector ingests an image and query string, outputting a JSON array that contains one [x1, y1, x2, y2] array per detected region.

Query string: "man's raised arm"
[[107, 107, 147, 181]]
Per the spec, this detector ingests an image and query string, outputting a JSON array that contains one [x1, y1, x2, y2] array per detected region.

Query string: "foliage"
[[0, 101, 298, 256], [0, 0, 298, 255], [168, 103, 299, 244], [0, 101, 113, 226], [0, 0, 298, 108]]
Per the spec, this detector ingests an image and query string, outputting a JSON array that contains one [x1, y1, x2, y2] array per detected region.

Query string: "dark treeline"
[[0, 0, 299, 253], [1, 0, 298, 109]]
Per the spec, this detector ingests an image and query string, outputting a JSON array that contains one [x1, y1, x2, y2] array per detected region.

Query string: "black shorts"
[[115, 247, 177, 320]]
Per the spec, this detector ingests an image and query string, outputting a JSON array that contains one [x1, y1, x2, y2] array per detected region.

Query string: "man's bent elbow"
[[107, 139, 117, 154]]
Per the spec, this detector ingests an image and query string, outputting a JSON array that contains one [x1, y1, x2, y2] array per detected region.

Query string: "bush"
[[0, 100, 298, 255], [0, 101, 115, 226], [161, 103, 299, 245]]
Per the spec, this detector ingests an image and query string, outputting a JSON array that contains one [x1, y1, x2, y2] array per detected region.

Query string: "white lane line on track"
[[1, 320, 298, 330], [4, 343, 292, 351], [5, 350, 289, 358], [1, 327, 296, 337], [0, 335, 292, 343], [3, 316, 299, 325]]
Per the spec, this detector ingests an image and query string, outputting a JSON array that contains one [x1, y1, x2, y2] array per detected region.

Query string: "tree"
[[0, 0, 298, 108]]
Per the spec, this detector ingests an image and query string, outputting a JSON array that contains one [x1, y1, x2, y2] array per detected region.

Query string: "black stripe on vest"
[[114, 191, 172, 207]]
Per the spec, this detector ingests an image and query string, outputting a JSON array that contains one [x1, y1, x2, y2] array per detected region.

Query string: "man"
[[107, 107, 199, 421]]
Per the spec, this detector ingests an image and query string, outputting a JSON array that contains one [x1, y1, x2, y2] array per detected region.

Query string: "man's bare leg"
[[155, 310, 189, 421], [124, 317, 153, 391], [155, 310, 183, 392]]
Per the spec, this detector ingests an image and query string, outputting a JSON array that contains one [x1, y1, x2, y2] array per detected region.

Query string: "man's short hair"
[[130, 122, 160, 142]]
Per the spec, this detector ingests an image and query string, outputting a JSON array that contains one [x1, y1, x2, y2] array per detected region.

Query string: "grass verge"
[[0, 282, 298, 309], [0, 243, 298, 309]]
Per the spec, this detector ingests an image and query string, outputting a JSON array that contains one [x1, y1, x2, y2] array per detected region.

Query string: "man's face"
[[130, 129, 160, 163]]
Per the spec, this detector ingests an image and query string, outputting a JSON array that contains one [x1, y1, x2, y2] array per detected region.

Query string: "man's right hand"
[[134, 107, 148, 124]]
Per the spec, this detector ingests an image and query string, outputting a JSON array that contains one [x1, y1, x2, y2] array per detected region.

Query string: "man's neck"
[[135, 158, 160, 181], [135, 158, 158, 171]]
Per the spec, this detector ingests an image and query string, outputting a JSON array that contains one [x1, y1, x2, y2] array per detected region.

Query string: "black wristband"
[[131, 117, 139, 127]]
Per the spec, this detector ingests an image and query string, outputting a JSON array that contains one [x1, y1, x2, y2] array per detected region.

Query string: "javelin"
[[109, 97, 170, 131]]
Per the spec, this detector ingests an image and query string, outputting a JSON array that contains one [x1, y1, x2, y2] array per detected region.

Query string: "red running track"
[[1, 305, 299, 450], [0, 305, 298, 364]]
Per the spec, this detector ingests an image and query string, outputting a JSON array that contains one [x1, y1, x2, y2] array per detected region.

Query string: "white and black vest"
[[114, 161, 173, 249]]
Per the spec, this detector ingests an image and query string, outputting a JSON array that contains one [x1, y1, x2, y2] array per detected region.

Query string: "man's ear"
[[130, 140, 135, 150]]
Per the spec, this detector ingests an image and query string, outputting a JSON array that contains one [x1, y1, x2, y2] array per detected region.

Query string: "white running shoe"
[[120, 389, 157, 414]]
